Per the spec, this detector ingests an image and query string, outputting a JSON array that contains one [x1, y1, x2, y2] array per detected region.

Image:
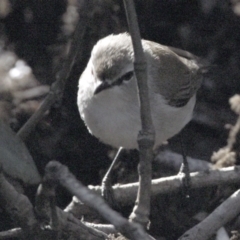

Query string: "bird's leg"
[[129, 148, 153, 229], [101, 147, 124, 208], [178, 133, 191, 198]]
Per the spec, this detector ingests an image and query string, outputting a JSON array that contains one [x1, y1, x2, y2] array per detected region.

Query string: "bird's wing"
[[144, 41, 202, 107]]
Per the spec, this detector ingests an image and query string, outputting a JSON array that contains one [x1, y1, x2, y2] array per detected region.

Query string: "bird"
[[77, 33, 202, 150]]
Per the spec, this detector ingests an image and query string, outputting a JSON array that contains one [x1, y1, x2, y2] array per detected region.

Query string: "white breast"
[[78, 72, 141, 149], [78, 67, 196, 149]]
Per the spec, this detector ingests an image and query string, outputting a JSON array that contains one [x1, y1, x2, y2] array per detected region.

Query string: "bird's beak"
[[94, 81, 111, 95]]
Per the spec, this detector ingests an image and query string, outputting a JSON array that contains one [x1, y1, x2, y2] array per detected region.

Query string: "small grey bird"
[[77, 33, 202, 150]]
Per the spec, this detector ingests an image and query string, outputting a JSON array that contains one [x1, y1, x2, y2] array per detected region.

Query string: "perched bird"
[[77, 33, 202, 150]]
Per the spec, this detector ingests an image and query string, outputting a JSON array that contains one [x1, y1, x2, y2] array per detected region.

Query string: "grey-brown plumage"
[[145, 41, 202, 107], [78, 33, 203, 149]]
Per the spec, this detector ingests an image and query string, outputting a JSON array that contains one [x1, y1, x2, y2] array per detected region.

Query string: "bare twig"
[[45, 161, 154, 240], [0, 155, 109, 239], [64, 166, 240, 238], [35, 174, 108, 239], [17, 1, 91, 141], [123, 0, 155, 227], [0, 228, 22, 239], [179, 189, 240, 240], [17, 93, 56, 141], [83, 222, 117, 235], [35, 181, 59, 238], [86, 166, 240, 207], [60, 207, 109, 239]]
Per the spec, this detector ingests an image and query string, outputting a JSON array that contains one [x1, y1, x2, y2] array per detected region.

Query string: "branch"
[[123, 0, 155, 227], [17, 1, 91, 141], [45, 161, 153, 240], [0, 228, 22, 239], [35, 170, 109, 239], [86, 166, 240, 207], [179, 189, 240, 240], [0, 154, 108, 239], [123, 0, 150, 122]]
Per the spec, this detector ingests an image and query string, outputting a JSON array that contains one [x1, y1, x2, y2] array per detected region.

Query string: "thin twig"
[[123, 0, 155, 227], [83, 222, 117, 235], [17, 1, 91, 141], [123, 1, 155, 142], [86, 166, 240, 207], [35, 176, 109, 239], [35, 180, 59, 238], [0, 228, 22, 239], [45, 161, 153, 240]]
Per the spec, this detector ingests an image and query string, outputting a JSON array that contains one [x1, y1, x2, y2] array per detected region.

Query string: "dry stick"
[[0, 228, 22, 239], [17, 93, 56, 141], [87, 166, 240, 207], [35, 181, 60, 238], [9, 207, 109, 240], [61, 209, 109, 240], [17, 0, 90, 141], [84, 222, 117, 235], [45, 161, 153, 240], [65, 166, 240, 236], [123, 0, 155, 227], [35, 181, 108, 239], [179, 189, 240, 240]]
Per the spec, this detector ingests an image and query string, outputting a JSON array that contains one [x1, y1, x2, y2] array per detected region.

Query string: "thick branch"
[[179, 189, 240, 240], [0, 228, 22, 239], [45, 161, 153, 240]]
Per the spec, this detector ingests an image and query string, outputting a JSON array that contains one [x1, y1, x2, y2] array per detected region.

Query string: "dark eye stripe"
[[122, 71, 133, 81], [114, 71, 133, 86]]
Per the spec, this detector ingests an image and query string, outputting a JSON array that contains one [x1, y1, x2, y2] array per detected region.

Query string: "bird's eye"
[[114, 71, 134, 86], [122, 71, 133, 81]]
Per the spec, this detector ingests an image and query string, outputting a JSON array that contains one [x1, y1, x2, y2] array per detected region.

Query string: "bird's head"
[[89, 33, 135, 95]]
